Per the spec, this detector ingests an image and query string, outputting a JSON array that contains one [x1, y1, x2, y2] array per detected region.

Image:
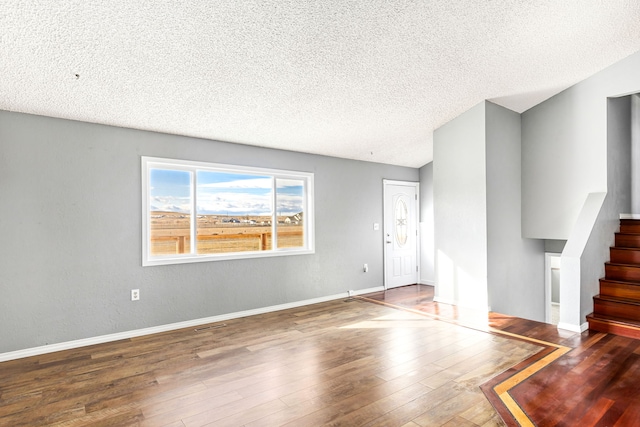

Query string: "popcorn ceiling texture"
[[2, 1, 640, 167]]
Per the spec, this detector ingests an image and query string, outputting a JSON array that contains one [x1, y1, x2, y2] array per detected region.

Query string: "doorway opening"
[[545, 253, 561, 325]]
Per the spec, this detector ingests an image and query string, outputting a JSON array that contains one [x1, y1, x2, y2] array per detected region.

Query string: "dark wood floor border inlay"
[[357, 295, 572, 427]]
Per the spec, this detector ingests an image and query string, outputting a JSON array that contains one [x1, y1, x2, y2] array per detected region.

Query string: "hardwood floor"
[[1, 285, 639, 426], [364, 285, 640, 426], [1, 291, 540, 426]]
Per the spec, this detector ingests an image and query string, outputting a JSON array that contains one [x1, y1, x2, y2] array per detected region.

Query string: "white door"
[[384, 180, 419, 289]]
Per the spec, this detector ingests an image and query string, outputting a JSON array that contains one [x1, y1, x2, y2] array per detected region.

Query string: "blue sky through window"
[[150, 168, 304, 216], [197, 171, 272, 216], [276, 179, 305, 216], [149, 169, 192, 213]]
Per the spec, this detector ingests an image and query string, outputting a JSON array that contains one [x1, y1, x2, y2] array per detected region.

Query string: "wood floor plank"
[[362, 380, 464, 427], [316, 382, 435, 427], [458, 398, 504, 426], [575, 396, 615, 426], [243, 398, 323, 427], [613, 403, 640, 426], [141, 389, 243, 421], [412, 388, 485, 426], [277, 362, 388, 408], [440, 415, 479, 427], [201, 398, 290, 427]]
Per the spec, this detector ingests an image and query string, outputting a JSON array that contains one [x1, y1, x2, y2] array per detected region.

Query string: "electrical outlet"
[[131, 289, 140, 301], [363, 263, 368, 273]]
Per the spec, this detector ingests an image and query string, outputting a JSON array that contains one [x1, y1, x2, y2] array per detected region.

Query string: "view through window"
[[142, 157, 314, 265]]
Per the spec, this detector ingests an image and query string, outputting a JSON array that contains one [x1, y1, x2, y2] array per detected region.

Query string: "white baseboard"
[[353, 286, 384, 296], [433, 296, 490, 312], [419, 279, 434, 286], [557, 321, 589, 333], [433, 296, 456, 305], [0, 287, 384, 363]]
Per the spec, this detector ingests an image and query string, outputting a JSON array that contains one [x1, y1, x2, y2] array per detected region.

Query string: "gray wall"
[[577, 97, 632, 321], [419, 162, 434, 284], [562, 97, 632, 327], [485, 102, 545, 320], [633, 94, 640, 213], [0, 110, 418, 354], [522, 51, 639, 328], [433, 101, 545, 319], [433, 102, 489, 308], [522, 51, 640, 240], [544, 240, 566, 253]]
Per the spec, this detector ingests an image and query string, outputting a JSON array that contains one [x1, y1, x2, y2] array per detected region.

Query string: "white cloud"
[[151, 196, 191, 213], [276, 193, 304, 214], [151, 180, 305, 215], [198, 178, 272, 190], [197, 191, 273, 215], [276, 179, 303, 189]]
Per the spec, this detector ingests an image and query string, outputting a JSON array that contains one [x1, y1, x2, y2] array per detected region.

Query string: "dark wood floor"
[[1, 285, 639, 426]]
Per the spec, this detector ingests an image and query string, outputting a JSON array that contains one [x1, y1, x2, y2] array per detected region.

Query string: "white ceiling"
[[2, 1, 640, 168]]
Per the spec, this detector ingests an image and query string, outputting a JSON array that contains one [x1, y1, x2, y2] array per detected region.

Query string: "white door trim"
[[383, 179, 420, 289]]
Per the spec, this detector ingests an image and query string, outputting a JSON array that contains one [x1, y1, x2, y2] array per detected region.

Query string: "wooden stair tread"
[[607, 248, 640, 266], [600, 277, 640, 285], [594, 294, 640, 305], [587, 316, 640, 339], [619, 219, 640, 234], [587, 312, 640, 329], [613, 233, 640, 249], [605, 261, 640, 267], [604, 263, 640, 281], [599, 279, 640, 301]]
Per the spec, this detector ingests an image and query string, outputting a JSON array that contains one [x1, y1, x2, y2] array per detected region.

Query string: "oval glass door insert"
[[395, 198, 408, 246]]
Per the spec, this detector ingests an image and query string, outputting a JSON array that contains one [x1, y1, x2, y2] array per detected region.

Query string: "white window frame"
[[142, 156, 315, 266]]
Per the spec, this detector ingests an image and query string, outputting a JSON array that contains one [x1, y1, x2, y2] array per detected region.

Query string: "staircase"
[[587, 219, 640, 339]]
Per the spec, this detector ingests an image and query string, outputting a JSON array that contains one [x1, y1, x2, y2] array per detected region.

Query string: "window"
[[142, 157, 314, 266]]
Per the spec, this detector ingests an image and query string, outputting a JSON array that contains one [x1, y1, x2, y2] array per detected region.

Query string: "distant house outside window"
[[142, 157, 314, 266]]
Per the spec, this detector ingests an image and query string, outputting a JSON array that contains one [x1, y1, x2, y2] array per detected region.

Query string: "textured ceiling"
[[2, 1, 640, 167]]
